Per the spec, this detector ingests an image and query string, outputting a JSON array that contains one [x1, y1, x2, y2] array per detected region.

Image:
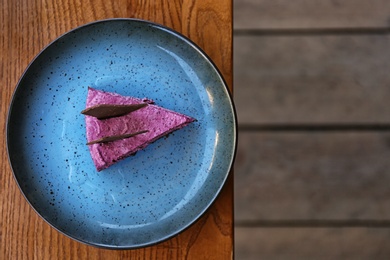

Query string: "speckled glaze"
[[7, 19, 237, 249]]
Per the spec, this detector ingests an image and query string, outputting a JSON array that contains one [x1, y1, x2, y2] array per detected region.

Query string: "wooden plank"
[[235, 227, 390, 260], [234, 0, 390, 30], [182, 0, 233, 93], [1, 0, 233, 259], [234, 35, 390, 124], [235, 132, 390, 221]]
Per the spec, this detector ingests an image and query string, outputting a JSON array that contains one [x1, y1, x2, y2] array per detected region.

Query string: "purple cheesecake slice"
[[84, 87, 196, 171]]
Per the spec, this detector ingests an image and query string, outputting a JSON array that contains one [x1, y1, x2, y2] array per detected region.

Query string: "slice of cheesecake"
[[83, 87, 196, 171]]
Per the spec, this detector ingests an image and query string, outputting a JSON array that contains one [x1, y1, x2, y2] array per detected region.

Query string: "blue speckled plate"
[[7, 19, 236, 249]]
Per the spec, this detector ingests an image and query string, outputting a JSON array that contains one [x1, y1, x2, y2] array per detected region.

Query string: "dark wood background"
[[234, 1, 390, 259]]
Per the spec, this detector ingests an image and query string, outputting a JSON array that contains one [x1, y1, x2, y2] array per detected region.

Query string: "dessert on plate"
[[82, 87, 196, 171]]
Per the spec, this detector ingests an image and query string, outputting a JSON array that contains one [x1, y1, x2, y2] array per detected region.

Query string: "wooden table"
[[234, 1, 390, 259], [0, 1, 233, 259]]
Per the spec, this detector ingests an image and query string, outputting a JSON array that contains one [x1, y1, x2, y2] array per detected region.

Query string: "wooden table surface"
[[234, 1, 390, 259], [0, 1, 233, 259]]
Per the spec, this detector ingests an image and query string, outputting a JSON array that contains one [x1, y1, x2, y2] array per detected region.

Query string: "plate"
[[7, 19, 236, 249]]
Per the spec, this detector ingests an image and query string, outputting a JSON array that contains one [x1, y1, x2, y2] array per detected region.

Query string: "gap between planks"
[[235, 220, 390, 228], [234, 27, 390, 36], [238, 124, 390, 132]]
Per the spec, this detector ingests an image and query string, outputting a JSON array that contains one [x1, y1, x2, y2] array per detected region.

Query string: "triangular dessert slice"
[[84, 87, 196, 171]]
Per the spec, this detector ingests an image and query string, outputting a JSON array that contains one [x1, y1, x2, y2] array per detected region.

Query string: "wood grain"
[[1, 0, 233, 259], [233, 0, 390, 258], [182, 1, 233, 92], [235, 132, 390, 221], [234, 0, 390, 30], [236, 227, 390, 260], [234, 35, 390, 124]]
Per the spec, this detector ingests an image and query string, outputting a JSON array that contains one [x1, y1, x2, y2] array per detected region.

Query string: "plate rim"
[[6, 18, 238, 249]]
